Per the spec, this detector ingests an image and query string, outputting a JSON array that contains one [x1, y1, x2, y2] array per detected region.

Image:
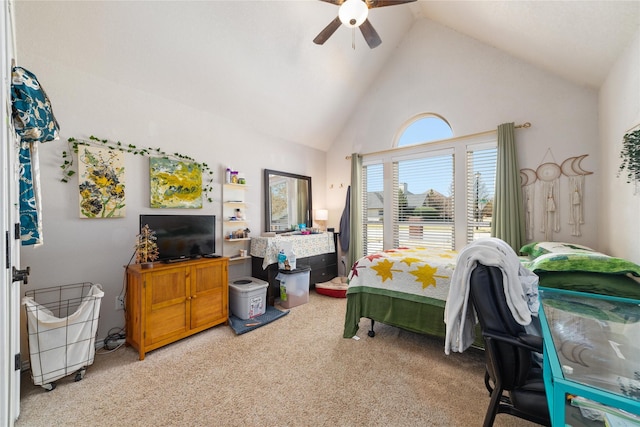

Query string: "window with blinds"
[[393, 152, 455, 249], [360, 133, 497, 253], [363, 162, 384, 255], [466, 146, 497, 242]]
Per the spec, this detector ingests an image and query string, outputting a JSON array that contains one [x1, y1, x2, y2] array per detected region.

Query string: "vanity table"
[[251, 232, 338, 305]]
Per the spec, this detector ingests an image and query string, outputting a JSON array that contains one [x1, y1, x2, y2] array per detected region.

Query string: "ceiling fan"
[[313, 0, 417, 49]]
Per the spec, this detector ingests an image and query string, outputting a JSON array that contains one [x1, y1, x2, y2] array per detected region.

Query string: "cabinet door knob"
[[192, 294, 197, 299]]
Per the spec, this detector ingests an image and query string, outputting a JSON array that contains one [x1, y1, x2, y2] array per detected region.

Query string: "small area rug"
[[228, 305, 289, 335]]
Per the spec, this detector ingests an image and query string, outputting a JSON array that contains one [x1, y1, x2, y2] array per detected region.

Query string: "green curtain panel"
[[491, 123, 525, 252], [348, 154, 363, 271]]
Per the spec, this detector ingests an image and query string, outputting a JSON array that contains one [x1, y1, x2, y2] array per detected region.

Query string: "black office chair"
[[468, 263, 551, 427]]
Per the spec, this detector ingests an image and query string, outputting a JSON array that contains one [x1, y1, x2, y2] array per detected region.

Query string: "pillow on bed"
[[524, 252, 640, 277], [537, 271, 640, 299], [519, 241, 596, 259]]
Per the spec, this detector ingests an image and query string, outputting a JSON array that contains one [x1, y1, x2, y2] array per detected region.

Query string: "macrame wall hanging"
[[536, 153, 561, 241], [519, 168, 536, 240], [560, 155, 591, 236], [520, 150, 593, 239]]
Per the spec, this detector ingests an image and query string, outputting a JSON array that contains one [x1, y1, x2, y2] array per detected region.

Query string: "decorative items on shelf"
[[225, 167, 246, 185], [227, 228, 251, 240], [135, 224, 159, 268]]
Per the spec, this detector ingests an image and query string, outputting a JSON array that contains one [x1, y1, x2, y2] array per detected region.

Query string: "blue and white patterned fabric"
[[11, 66, 60, 245]]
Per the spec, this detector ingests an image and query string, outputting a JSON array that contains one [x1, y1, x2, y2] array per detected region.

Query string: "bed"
[[343, 241, 640, 340], [519, 241, 640, 300], [342, 246, 483, 342]]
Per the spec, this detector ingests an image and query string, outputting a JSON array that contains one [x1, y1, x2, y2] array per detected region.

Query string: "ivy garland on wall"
[[61, 135, 214, 202], [619, 129, 640, 193]]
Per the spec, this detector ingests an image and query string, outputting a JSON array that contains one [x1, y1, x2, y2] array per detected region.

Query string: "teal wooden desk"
[[538, 288, 640, 426]]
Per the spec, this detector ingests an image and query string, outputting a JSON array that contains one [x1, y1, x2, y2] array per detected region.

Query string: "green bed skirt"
[[343, 289, 484, 348]]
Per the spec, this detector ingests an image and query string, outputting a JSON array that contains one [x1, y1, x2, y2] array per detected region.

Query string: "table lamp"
[[315, 209, 329, 231]]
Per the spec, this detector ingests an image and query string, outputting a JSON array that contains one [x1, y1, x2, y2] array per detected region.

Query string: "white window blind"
[[393, 153, 455, 250], [360, 133, 497, 252], [466, 146, 497, 242], [363, 162, 384, 255]]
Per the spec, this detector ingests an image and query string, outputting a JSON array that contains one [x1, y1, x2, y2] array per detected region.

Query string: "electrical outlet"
[[115, 295, 125, 311]]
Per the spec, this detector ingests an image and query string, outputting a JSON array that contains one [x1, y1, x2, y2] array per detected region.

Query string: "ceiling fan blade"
[[360, 19, 382, 49], [314, 16, 342, 45], [317, 0, 344, 5], [366, 0, 416, 8]]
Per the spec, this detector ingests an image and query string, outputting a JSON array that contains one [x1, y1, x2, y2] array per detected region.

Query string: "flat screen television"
[[139, 214, 216, 262]]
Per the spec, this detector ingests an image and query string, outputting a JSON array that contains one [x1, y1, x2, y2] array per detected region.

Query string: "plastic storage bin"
[[229, 277, 268, 319], [22, 282, 104, 391], [276, 267, 310, 309]]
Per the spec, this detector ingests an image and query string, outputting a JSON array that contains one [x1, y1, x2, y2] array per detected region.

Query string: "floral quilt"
[[347, 247, 458, 303]]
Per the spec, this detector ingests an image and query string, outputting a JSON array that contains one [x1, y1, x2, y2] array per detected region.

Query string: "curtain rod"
[[345, 122, 531, 160]]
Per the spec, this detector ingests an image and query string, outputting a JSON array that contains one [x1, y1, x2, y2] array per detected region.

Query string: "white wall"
[[15, 10, 637, 359], [598, 27, 640, 263], [17, 54, 327, 353], [326, 18, 601, 250]]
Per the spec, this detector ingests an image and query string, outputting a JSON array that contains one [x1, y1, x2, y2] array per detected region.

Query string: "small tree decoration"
[[135, 224, 159, 267]]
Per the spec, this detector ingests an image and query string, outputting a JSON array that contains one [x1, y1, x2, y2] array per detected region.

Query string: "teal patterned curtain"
[[491, 123, 525, 252]]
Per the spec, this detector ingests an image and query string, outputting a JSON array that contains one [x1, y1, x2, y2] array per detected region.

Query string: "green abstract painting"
[[150, 158, 202, 208]]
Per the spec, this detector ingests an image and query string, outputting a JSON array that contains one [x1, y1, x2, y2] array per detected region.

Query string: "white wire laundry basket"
[[23, 282, 104, 391]]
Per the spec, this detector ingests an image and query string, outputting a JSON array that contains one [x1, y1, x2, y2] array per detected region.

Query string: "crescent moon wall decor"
[[571, 154, 593, 175], [560, 157, 579, 177], [520, 168, 537, 186]]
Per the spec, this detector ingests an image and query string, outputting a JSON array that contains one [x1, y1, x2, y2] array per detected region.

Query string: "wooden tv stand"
[[125, 257, 229, 360]]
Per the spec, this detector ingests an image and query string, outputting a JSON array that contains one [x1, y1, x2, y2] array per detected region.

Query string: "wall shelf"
[[222, 183, 251, 263]]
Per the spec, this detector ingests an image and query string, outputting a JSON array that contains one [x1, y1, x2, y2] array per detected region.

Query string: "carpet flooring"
[[17, 291, 538, 426]]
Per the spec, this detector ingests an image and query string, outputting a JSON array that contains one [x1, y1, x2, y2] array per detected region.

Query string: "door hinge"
[[14, 223, 20, 240], [15, 353, 21, 371], [12, 265, 30, 284]]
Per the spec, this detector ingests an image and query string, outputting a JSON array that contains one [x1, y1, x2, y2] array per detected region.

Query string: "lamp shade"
[[338, 0, 368, 28], [315, 209, 329, 221]]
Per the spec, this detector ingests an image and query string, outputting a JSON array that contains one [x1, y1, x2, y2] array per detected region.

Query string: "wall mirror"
[[263, 169, 312, 233]]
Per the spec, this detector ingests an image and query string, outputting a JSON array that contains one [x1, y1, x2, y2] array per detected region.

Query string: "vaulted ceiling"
[[16, 1, 640, 151]]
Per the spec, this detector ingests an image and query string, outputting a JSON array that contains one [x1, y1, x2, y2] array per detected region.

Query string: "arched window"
[[396, 114, 453, 147], [361, 114, 497, 254]]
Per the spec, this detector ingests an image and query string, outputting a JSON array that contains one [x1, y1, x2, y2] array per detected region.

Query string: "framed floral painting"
[[149, 158, 202, 208], [78, 146, 126, 218]]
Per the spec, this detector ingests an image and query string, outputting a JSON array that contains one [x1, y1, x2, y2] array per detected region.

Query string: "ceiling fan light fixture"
[[339, 0, 368, 28]]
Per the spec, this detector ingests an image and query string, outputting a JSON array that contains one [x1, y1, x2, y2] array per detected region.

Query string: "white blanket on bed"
[[444, 238, 539, 354]]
